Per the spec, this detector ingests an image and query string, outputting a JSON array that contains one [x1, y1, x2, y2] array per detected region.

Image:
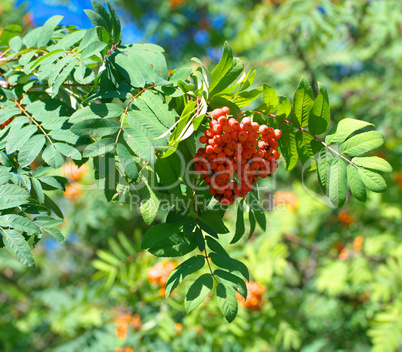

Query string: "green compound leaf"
[[209, 252, 249, 282], [141, 222, 183, 249], [42, 144, 64, 169], [0, 214, 41, 234], [295, 130, 316, 171], [165, 255, 205, 298], [184, 274, 214, 313], [325, 118, 374, 145], [37, 15, 64, 47], [308, 82, 330, 135], [209, 41, 234, 95], [279, 122, 298, 171], [231, 199, 245, 244], [71, 119, 120, 138], [347, 165, 367, 202], [216, 283, 238, 323], [123, 127, 155, 164], [262, 84, 278, 114], [327, 158, 347, 208], [200, 210, 229, 234], [149, 232, 197, 257], [291, 76, 314, 128], [215, 269, 247, 300], [0, 184, 30, 210], [18, 135, 46, 168], [276, 95, 291, 125], [352, 156, 392, 173], [358, 168, 387, 193], [1, 228, 35, 268], [339, 131, 384, 157]]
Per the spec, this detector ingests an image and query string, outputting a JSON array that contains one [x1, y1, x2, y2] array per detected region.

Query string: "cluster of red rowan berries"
[[193, 106, 282, 205], [236, 281, 266, 311]]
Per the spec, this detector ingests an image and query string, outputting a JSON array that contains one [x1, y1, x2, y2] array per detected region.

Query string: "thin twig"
[[115, 86, 156, 146], [14, 100, 53, 145], [282, 118, 354, 166]]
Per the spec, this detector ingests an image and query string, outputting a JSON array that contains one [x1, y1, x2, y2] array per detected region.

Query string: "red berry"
[[273, 129, 282, 139], [222, 106, 230, 115], [206, 145, 214, 154], [218, 116, 228, 126], [200, 136, 208, 144], [259, 125, 269, 135], [212, 124, 222, 135], [212, 109, 223, 119]]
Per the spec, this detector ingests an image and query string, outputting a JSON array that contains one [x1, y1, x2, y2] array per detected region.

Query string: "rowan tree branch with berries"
[[0, 0, 392, 322]]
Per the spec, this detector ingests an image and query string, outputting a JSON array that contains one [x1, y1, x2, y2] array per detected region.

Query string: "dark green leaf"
[[291, 76, 314, 128], [347, 165, 367, 202], [116, 143, 138, 182], [184, 274, 214, 313], [209, 42, 234, 94], [295, 130, 316, 171], [149, 232, 197, 257], [308, 82, 330, 135], [165, 255, 205, 297], [215, 269, 247, 300], [141, 221, 183, 249], [216, 283, 238, 323], [231, 199, 245, 244], [200, 210, 229, 234], [279, 122, 298, 171], [209, 252, 249, 281]]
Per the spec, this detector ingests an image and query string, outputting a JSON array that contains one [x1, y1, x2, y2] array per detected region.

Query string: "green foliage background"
[[0, 1, 401, 351]]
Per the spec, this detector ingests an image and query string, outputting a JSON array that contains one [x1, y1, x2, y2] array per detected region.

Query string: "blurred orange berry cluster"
[[114, 313, 142, 340], [170, 0, 187, 10], [62, 162, 89, 200], [394, 172, 402, 189], [338, 210, 355, 226], [274, 191, 299, 210], [147, 260, 177, 296], [237, 281, 266, 311], [338, 236, 364, 260], [62, 162, 89, 182], [115, 347, 134, 352], [174, 323, 183, 336]]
